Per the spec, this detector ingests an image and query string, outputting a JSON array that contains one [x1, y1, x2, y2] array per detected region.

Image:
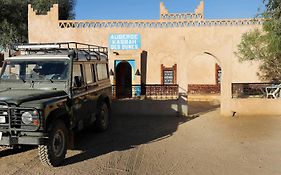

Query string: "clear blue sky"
[[75, 0, 265, 20]]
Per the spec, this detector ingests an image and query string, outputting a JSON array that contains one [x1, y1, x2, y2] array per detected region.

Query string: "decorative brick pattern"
[[188, 84, 221, 94], [58, 19, 264, 29]]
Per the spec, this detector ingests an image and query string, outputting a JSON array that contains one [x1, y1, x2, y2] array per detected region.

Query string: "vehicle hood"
[[0, 88, 67, 105]]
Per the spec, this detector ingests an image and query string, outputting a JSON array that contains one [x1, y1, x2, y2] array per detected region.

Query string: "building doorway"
[[116, 61, 132, 98]]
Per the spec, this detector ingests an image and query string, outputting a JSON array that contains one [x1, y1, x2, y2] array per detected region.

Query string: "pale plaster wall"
[[28, 4, 59, 42], [187, 54, 218, 84], [27, 4, 266, 116]]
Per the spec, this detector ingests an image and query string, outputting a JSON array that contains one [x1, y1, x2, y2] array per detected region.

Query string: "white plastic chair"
[[266, 84, 281, 99]]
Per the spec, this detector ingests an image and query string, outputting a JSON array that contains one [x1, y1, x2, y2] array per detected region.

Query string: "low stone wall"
[[230, 99, 281, 116]]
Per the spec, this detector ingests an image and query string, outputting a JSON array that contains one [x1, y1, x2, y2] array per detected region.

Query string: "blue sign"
[[109, 34, 141, 50]]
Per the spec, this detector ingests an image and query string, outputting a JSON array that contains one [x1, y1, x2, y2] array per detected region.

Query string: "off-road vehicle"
[[0, 42, 112, 166]]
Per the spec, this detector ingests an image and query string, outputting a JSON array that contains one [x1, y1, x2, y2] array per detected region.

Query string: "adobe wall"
[[188, 54, 219, 84], [28, 3, 264, 116]]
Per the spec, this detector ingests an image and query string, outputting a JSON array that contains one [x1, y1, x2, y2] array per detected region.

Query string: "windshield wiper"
[[14, 74, 26, 83], [19, 77, 26, 83]]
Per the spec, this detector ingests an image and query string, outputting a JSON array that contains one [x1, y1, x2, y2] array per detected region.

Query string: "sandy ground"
[[1, 102, 281, 175]]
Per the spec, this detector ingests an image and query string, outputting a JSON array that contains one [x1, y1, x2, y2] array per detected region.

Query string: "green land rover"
[[0, 42, 112, 166]]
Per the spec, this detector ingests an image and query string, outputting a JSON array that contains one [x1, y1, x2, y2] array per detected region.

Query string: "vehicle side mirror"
[[74, 76, 83, 87]]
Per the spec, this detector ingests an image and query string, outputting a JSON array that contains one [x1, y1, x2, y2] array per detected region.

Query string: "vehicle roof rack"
[[16, 42, 108, 61]]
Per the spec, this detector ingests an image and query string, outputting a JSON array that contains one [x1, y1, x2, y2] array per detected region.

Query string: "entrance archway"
[[187, 52, 222, 115], [187, 52, 222, 95], [116, 61, 132, 98]]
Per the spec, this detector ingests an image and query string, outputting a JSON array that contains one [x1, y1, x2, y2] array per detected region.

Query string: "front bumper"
[[0, 133, 47, 146]]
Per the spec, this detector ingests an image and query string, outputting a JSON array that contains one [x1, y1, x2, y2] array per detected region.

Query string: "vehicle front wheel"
[[38, 120, 68, 167]]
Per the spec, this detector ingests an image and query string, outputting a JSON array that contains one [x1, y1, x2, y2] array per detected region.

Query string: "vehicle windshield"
[[0, 60, 70, 82]]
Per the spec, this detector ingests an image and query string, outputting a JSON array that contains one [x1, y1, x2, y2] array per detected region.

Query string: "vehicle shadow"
[[0, 145, 36, 158], [0, 101, 220, 164], [63, 113, 189, 166], [63, 100, 221, 166]]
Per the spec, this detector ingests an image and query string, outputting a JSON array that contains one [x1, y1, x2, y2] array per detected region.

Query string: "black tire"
[[94, 102, 110, 132], [38, 120, 68, 167]]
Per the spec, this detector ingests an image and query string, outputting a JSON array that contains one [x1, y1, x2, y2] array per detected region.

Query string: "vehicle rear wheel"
[[38, 119, 68, 167], [94, 103, 110, 132]]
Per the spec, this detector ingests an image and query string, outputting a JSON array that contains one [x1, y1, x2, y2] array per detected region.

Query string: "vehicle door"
[[84, 62, 99, 123], [71, 62, 88, 129]]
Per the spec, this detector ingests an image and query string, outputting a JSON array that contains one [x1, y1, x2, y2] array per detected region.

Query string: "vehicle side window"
[[96, 63, 108, 81], [73, 64, 84, 87], [85, 64, 93, 84], [85, 63, 97, 84]]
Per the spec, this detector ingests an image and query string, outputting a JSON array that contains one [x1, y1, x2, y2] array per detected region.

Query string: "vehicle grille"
[[0, 103, 9, 129], [0, 102, 40, 132], [0, 102, 22, 129], [10, 109, 22, 128]]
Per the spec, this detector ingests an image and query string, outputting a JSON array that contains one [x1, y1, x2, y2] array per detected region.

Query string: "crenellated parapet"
[[28, 4, 58, 20], [160, 2, 169, 15], [160, 13, 204, 21], [28, 4, 59, 42], [160, 1, 204, 21], [195, 1, 204, 17]]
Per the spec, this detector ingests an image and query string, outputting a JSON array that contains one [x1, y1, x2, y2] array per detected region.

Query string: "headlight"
[[21, 112, 33, 124]]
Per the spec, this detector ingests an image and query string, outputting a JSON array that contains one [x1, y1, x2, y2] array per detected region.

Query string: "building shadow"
[[111, 99, 182, 116], [188, 101, 220, 116]]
